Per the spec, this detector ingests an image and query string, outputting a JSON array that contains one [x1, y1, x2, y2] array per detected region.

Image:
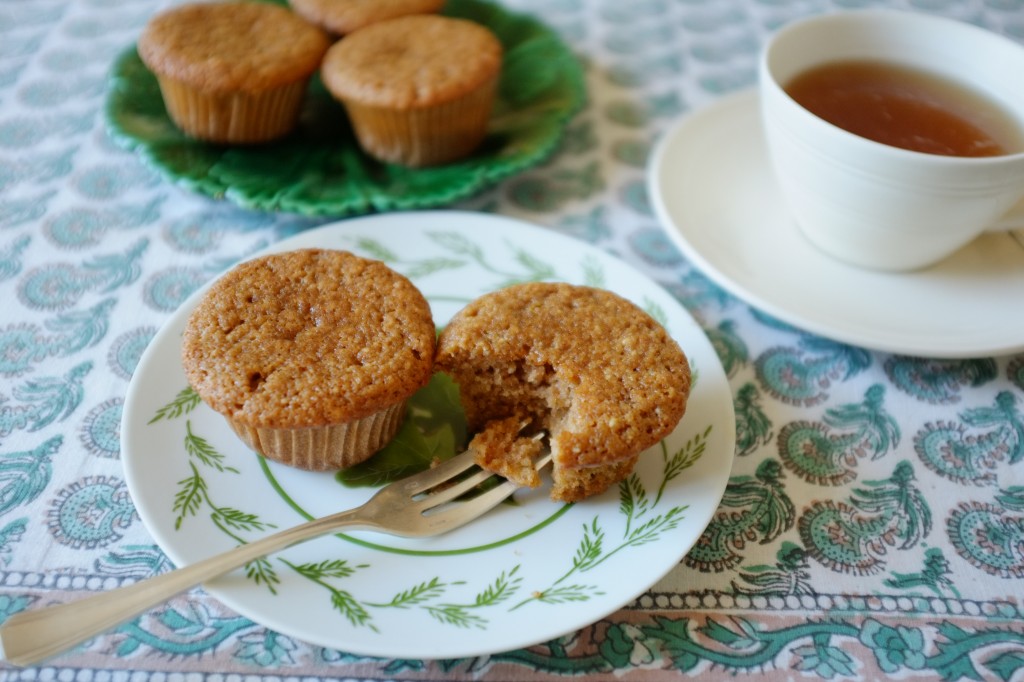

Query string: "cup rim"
[[760, 9, 1024, 165]]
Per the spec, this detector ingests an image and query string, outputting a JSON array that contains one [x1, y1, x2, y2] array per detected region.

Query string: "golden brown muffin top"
[[289, 0, 445, 36], [320, 14, 502, 108], [182, 249, 435, 428], [435, 283, 691, 470], [138, 1, 330, 94]]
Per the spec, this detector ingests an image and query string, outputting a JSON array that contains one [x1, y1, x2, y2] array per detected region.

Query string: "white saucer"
[[648, 88, 1024, 358]]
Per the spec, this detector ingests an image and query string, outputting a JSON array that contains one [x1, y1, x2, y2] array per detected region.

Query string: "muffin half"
[[436, 282, 691, 502]]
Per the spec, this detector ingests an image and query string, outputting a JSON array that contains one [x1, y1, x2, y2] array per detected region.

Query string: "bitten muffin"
[[289, 0, 445, 36], [436, 283, 691, 502], [138, 1, 330, 144], [181, 249, 435, 471], [320, 14, 502, 167]]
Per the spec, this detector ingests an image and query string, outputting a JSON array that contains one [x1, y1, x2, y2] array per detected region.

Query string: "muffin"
[[320, 14, 502, 167], [468, 415, 544, 488], [436, 283, 691, 502], [289, 0, 446, 36], [181, 249, 435, 471], [138, 1, 330, 144]]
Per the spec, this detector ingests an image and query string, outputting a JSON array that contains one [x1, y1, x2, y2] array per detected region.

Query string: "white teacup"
[[760, 10, 1024, 271]]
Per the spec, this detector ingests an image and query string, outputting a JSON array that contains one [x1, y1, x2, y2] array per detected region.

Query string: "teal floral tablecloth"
[[2, 0, 1024, 680]]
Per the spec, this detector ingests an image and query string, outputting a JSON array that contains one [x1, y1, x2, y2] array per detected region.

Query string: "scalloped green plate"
[[105, 0, 585, 216]]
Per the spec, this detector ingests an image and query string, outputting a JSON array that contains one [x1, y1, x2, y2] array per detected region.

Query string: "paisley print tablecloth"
[[2, 0, 1023, 680]]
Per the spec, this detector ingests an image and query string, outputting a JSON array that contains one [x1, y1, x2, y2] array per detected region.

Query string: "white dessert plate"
[[649, 88, 1024, 359], [121, 211, 736, 660]]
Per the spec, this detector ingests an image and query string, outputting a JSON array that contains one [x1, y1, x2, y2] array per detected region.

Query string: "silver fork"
[[0, 447, 552, 667]]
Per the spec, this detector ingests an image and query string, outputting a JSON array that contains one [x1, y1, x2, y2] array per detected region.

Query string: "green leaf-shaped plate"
[[105, 0, 586, 216]]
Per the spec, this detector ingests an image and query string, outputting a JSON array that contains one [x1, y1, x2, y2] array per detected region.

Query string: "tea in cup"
[[760, 10, 1024, 271]]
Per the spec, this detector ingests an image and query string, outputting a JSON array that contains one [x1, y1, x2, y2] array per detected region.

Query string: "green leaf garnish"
[[336, 372, 467, 488]]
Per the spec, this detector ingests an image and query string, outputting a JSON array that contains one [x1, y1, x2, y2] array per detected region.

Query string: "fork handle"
[[0, 507, 368, 667]]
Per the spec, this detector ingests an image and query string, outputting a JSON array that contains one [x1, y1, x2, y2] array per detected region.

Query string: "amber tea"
[[784, 59, 1024, 157]]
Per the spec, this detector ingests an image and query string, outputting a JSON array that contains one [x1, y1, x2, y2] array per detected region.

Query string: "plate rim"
[[120, 210, 737, 658], [648, 87, 1024, 358]]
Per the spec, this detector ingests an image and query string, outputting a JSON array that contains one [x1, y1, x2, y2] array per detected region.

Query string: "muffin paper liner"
[[340, 78, 499, 167], [156, 77, 309, 144], [224, 400, 408, 471]]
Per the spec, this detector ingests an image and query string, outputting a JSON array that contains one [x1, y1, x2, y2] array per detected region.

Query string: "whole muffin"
[[289, 0, 445, 36], [182, 249, 435, 471], [435, 283, 691, 502], [320, 14, 502, 167], [138, 1, 330, 144]]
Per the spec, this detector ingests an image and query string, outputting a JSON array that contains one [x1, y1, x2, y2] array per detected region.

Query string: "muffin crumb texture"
[[436, 282, 691, 502], [468, 415, 543, 488]]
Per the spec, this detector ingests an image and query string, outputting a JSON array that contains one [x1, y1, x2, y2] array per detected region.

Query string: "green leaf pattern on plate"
[[149, 386, 710, 633], [147, 386, 201, 424], [169, 413, 281, 592], [346, 230, 558, 287], [511, 430, 708, 610]]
